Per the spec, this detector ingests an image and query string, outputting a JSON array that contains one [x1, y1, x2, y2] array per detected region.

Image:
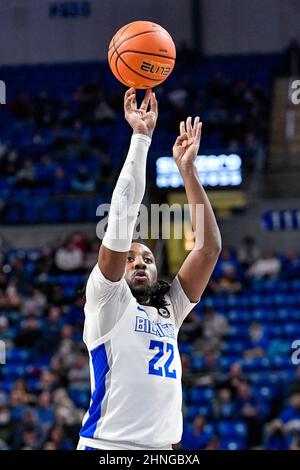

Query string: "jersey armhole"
[[84, 296, 137, 350]]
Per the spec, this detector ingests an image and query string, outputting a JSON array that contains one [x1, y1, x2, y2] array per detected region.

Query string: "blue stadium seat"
[[190, 387, 214, 404]]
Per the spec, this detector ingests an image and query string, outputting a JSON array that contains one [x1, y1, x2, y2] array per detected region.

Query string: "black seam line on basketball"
[[112, 36, 129, 85], [108, 22, 135, 52], [109, 29, 172, 66], [119, 50, 175, 60]]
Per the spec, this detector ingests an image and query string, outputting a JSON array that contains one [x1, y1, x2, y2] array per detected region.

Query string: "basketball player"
[[77, 87, 221, 450]]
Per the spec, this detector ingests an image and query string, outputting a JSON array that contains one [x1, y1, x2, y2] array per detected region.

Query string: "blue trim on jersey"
[[83, 446, 98, 451], [137, 305, 146, 313], [80, 343, 109, 439]]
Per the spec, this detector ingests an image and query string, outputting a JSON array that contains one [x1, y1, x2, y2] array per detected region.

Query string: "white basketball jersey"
[[78, 264, 197, 450]]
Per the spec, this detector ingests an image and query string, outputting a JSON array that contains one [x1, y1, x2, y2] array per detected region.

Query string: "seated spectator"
[[178, 309, 202, 344], [264, 393, 300, 450], [213, 387, 237, 421], [0, 393, 14, 447], [83, 239, 99, 271], [71, 167, 96, 193], [278, 392, 300, 434], [15, 159, 36, 188], [52, 388, 84, 428], [35, 154, 57, 187], [244, 322, 268, 360], [36, 392, 55, 433], [67, 354, 90, 392], [209, 266, 242, 295], [246, 251, 281, 279], [52, 167, 68, 195], [54, 241, 83, 272], [13, 408, 45, 450], [181, 415, 214, 450], [218, 362, 247, 397], [22, 287, 47, 317], [94, 100, 117, 123], [238, 236, 260, 269], [282, 251, 300, 279], [15, 318, 42, 349], [236, 381, 263, 447], [202, 307, 229, 341], [47, 425, 73, 450]]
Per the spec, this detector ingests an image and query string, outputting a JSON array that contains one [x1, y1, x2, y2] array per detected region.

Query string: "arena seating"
[[0, 242, 300, 449]]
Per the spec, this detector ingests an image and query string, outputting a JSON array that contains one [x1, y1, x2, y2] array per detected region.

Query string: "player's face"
[[125, 243, 157, 290]]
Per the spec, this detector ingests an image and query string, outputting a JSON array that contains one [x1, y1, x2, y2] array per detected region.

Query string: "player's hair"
[[148, 279, 171, 309]]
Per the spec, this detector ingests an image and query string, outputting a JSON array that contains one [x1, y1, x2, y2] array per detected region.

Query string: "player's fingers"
[[186, 116, 192, 137], [193, 116, 200, 136], [124, 88, 136, 112], [150, 91, 158, 114], [175, 132, 188, 145], [140, 89, 151, 111], [129, 94, 137, 111], [195, 122, 202, 141], [179, 121, 185, 136]]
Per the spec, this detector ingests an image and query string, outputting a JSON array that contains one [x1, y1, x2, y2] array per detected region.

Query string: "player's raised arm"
[[172, 116, 222, 302], [98, 87, 158, 281]]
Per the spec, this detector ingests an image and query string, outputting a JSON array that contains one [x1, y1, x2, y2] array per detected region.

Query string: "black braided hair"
[[148, 279, 171, 309]]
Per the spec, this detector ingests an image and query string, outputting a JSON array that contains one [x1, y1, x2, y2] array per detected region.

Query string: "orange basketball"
[[108, 21, 176, 89]]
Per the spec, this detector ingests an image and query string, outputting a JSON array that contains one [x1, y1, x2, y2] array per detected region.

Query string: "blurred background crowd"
[[0, 232, 300, 450]]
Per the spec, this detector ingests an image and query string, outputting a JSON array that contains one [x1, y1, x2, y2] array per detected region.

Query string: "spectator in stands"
[[15, 317, 42, 350], [181, 415, 213, 450], [67, 354, 90, 392], [218, 362, 247, 398], [282, 251, 300, 280], [246, 251, 281, 279], [278, 392, 300, 434], [22, 287, 47, 317], [83, 239, 99, 271], [71, 166, 96, 193], [238, 236, 260, 269], [178, 310, 202, 345], [264, 392, 300, 450], [36, 392, 55, 433], [244, 322, 268, 360], [38, 370, 59, 393], [236, 380, 263, 447], [94, 100, 117, 124], [11, 92, 33, 124], [47, 424, 73, 450], [0, 316, 13, 348], [15, 159, 36, 188], [52, 167, 68, 195], [13, 407, 45, 450], [36, 154, 57, 187], [213, 387, 237, 421], [52, 388, 83, 429], [0, 393, 14, 447], [54, 240, 83, 272], [202, 306, 229, 342]]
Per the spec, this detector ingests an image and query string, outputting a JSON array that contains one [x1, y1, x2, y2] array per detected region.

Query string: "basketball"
[[108, 21, 176, 89]]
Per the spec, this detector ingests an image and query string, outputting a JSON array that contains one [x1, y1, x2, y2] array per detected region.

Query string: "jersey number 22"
[[148, 340, 176, 379]]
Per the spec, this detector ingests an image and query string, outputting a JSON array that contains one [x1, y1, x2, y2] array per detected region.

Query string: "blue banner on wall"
[[262, 210, 300, 230], [49, 2, 91, 18]]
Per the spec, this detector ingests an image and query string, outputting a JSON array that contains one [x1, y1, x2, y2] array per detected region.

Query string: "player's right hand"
[[124, 87, 158, 139]]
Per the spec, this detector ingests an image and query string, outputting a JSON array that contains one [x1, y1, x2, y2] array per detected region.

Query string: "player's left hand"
[[172, 116, 202, 170]]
